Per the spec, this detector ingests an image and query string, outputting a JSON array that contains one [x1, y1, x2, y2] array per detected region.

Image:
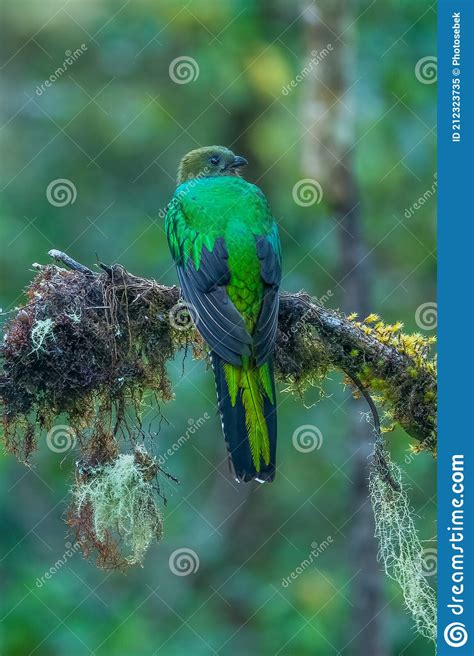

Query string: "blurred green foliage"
[[0, 1, 436, 654]]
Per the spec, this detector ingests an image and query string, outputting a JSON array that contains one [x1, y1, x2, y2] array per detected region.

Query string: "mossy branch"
[[1, 250, 436, 458], [277, 292, 436, 447]]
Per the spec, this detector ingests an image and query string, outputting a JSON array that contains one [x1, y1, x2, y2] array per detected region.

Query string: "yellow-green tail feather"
[[212, 353, 277, 482], [259, 362, 274, 404], [223, 363, 241, 407], [241, 369, 270, 469], [223, 363, 273, 471]]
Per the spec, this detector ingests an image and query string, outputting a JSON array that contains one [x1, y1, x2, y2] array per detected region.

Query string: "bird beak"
[[230, 155, 248, 169]]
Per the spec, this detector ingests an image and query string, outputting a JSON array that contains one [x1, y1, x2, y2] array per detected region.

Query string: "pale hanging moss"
[[30, 317, 55, 352], [72, 451, 163, 567], [369, 454, 437, 642]]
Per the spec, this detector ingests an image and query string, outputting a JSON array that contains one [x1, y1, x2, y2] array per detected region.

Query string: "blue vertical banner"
[[438, 0, 474, 653]]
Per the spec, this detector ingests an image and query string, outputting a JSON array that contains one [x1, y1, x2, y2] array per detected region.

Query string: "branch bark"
[[0, 250, 436, 458]]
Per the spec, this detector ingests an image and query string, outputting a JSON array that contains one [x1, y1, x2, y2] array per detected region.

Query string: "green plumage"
[[165, 147, 281, 482], [168, 177, 270, 296]]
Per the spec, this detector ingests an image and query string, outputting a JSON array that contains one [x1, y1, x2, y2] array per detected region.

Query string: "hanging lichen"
[[370, 452, 437, 641], [67, 448, 164, 570]]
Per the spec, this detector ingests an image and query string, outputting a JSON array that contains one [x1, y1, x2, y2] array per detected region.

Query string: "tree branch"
[[278, 292, 436, 446], [0, 251, 436, 464]]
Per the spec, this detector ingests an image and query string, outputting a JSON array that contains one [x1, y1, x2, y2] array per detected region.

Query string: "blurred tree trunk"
[[301, 3, 388, 655]]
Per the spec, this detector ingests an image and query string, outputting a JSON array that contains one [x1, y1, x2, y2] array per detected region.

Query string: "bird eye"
[[209, 155, 220, 166]]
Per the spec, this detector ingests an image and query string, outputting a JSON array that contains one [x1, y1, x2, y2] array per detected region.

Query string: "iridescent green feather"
[[223, 363, 240, 407], [259, 362, 274, 404], [241, 369, 270, 469]]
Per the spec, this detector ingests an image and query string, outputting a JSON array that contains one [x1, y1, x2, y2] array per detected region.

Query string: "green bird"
[[165, 146, 282, 482]]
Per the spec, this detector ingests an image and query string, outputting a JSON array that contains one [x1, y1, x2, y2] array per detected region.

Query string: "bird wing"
[[254, 222, 282, 366], [165, 198, 253, 366]]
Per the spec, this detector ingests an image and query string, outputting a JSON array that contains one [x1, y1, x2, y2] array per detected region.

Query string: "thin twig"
[[48, 249, 95, 276], [345, 372, 401, 492]]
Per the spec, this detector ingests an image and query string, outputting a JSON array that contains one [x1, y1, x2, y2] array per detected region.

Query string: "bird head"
[[177, 146, 248, 185]]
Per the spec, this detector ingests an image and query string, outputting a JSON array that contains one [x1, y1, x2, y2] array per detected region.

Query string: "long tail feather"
[[212, 352, 277, 482], [241, 369, 270, 466]]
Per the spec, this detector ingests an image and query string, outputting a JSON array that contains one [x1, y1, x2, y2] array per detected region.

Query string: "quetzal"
[[165, 146, 282, 483]]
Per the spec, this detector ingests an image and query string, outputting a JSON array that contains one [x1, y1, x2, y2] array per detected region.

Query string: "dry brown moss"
[[0, 264, 182, 461]]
